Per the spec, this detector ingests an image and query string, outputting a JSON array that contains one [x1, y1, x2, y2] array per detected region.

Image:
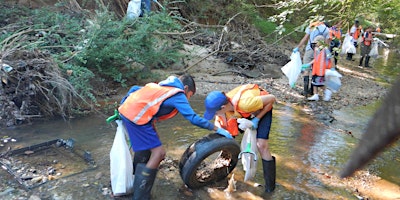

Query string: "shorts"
[[360, 43, 371, 56], [121, 116, 162, 152], [256, 109, 273, 140], [311, 75, 325, 86]]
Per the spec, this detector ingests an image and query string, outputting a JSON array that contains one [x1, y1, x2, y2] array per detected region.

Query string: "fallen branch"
[[182, 49, 218, 73]]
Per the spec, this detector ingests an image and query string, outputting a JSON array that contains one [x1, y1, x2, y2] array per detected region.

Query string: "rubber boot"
[[133, 150, 151, 174], [346, 53, 352, 61], [133, 163, 158, 200], [359, 56, 364, 67], [262, 157, 276, 192], [365, 56, 370, 67], [309, 83, 314, 95], [303, 76, 310, 97]]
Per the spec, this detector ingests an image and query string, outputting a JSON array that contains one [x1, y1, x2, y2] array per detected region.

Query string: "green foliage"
[[60, 64, 96, 102], [79, 10, 184, 83]]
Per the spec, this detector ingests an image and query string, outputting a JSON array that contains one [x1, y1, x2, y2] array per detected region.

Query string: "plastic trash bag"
[[369, 40, 379, 58], [240, 128, 258, 181], [281, 51, 302, 88], [325, 69, 342, 93], [110, 120, 134, 196], [341, 34, 356, 54], [126, 0, 141, 19]]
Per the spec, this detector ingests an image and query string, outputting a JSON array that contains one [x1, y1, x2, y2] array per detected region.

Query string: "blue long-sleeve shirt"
[[121, 76, 214, 130]]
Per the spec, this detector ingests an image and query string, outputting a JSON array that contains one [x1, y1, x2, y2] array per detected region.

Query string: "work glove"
[[251, 117, 260, 129], [237, 118, 253, 131], [293, 47, 299, 53], [301, 63, 311, 70], [216, 128, 233, 139]]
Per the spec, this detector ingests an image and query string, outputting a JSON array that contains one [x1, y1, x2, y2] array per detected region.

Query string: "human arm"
[[294, 33, 310, 52], [163, 93, 216, 131]]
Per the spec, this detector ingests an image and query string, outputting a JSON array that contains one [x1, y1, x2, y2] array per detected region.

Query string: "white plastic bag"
[[240, 128, 258, 181], [341, 33, 356, 54], [369, 40, 379, 58], [110, 120, 134, 196], [325, 69, 342, 93], [281, 51, 302, 88], [126, 0, 141, 20], [237, 118, 253, 131]]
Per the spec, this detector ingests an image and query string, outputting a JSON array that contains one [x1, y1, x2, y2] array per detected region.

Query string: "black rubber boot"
[[133, 163, 158, 200], [359, 56, 364, 66], [262, 157, 276, 192], [303, 76, 310, 97], [365, 56, 370, 67], [346, 53, 352, 61], [133, 150, 151, 174]]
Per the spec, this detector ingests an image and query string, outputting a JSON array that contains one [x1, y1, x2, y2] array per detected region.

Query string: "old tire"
[[179, 133, 240, 189]]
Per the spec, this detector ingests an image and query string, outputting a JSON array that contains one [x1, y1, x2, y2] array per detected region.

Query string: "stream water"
[[0, 47, 399, 199]]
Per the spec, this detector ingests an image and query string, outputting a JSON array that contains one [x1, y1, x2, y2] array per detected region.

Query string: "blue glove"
[[251, 117, 260, 129], [293, 47, 299, 53], [301, 63, 311, 70], [216, 128, 233, 139]]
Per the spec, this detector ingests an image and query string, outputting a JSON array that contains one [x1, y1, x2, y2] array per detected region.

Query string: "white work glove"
[[237, 118, 253, 131]]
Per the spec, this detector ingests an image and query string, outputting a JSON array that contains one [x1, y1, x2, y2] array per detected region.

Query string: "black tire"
[[179, 133, 240, 189]]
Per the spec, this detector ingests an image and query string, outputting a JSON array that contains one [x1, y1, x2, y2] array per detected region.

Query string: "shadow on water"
[[0, 48, 399, 199]]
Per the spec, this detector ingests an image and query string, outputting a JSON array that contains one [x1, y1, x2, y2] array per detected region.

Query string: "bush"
[[79, 10, 185, 84]]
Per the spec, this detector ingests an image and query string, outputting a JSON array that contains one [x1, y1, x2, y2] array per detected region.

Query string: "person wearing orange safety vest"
[[347, 19, 363, 61], [304, 35, 334, 101], [359, 27, 374, 68], [204, 84, 276, 192], [328, 22, 342, 65], [293, 20, 329, 97], [118, 75, 232, 200]]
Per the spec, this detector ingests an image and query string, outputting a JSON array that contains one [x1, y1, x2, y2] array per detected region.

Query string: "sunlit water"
[[0, 47, 399, 199]]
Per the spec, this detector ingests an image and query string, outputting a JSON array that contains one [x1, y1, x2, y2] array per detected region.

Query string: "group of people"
[[293, 19, 378, 101], [346, 19, 375, 68], [117, 75, 276, 199], [112, 15, 380, 199]]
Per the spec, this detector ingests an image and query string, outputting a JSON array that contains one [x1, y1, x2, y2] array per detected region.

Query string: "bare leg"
[[146, 145, 166, 169]]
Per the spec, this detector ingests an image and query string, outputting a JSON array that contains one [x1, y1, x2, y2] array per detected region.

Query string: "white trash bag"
[[341, 33, 356, 54], [325, 69, 342, 93], [369, 40, 379, 59], [126, 0, 141, 20], [110, 120, 134, 196], [237, 119, 258, 182], [281, 51, 302, 88]]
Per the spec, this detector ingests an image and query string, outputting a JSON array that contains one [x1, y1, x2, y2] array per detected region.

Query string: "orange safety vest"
[[216, 84, 268, 136], [362, 32, 373, 46], [312, 49, 332, 76], [353, 25, 362, 40], [118, 83, 183, 125], [329, 28, 341, 40]]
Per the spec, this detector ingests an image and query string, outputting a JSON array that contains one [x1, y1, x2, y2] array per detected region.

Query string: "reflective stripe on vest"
[[312, 49, 332, 76], [118, 83, 183, 125]]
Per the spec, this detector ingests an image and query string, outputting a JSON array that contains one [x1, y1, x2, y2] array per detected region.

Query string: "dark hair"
[[179, 74, 196, 94]]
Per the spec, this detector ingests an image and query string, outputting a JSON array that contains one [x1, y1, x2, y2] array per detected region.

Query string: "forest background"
[[0, 0, 399, 126]]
